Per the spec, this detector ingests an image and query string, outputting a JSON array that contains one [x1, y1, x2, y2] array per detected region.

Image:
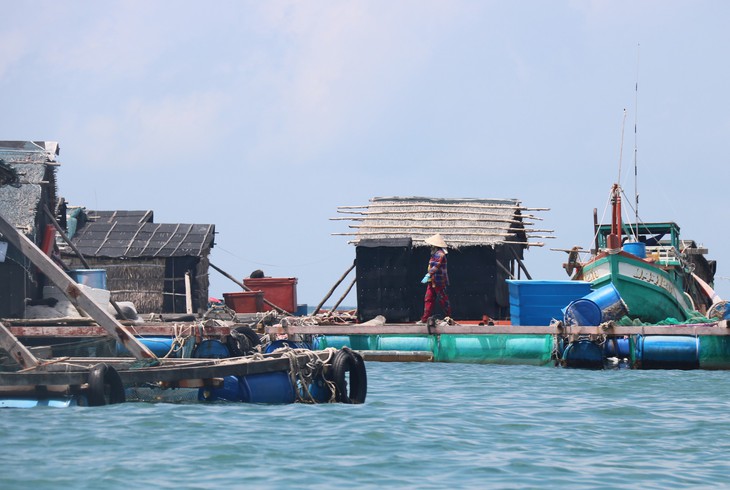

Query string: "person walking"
[[419, 233, 452, 323]]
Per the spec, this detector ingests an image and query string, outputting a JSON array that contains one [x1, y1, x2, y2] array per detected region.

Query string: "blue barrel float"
[[199, 372, 297, 404], [563, 284, 629, 326], [623, 241, 647, 258], [116, 337, 176, 357], [635, 335, 699, 369], [562, 339, 604, 369]]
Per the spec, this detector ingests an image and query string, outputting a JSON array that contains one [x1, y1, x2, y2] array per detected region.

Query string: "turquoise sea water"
[[2, 362, 730, 489]]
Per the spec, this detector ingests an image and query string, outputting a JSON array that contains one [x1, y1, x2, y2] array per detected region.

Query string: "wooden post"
[[0, 212, 157, 360], [313, 260, 356, 315], [509, 247, 532, 280], [185, 271, 193, 314], [208, 262, 292, 315], [329, 276, 357, 313]]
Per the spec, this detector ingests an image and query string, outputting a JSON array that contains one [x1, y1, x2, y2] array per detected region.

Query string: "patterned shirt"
[[427, 249, 449, 287]]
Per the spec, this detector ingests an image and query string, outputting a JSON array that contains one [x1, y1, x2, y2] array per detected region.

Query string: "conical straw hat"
[[425, 233, 448, 249]]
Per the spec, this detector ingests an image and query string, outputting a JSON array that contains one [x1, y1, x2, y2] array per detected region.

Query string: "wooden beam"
[[265, 321, 728, 336], [313, 260, 356, 315], [0, 322, 40, 369], [0, 212, 157, 360]]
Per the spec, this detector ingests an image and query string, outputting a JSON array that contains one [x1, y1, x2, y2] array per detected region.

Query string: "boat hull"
[[578, 251, 692, 323]]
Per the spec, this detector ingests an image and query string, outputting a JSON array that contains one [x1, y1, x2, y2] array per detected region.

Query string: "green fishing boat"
[[571, 184, 714, 324]]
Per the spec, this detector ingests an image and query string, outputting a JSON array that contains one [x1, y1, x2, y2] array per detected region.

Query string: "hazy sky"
[[2, 1, 729, 307]]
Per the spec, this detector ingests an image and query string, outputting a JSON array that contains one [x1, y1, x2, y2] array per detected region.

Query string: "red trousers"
[[421, 284, 452, 322]]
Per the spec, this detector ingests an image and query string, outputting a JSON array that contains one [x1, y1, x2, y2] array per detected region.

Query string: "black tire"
[[328, 348, 367, 404], [87, 363, 126, 407], [228, 325, 261, 356]]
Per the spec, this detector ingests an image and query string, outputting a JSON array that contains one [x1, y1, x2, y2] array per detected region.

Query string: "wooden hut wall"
[[65, 257, 165, 314], [0, 245, 36, 318], [164, 256, 203, 314], [356, 244, 508, 323], [356, 243, 416, 323]]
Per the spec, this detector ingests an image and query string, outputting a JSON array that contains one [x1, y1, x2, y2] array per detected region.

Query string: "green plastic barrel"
[[375, 335, 436, 353], [312, 335, 375, 350], [699, 336, 730, 369], [436, 334, 554, 365]]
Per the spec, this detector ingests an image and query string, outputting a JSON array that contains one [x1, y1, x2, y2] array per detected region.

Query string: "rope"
[[272, 346, 338, 404]]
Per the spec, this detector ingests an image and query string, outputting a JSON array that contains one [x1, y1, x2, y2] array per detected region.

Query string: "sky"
[[1, 1, 729, 308]]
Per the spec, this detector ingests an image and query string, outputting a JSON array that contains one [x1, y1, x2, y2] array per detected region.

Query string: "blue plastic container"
[[264, 340, 311, 353], [623, 241, 647, 258], [603, 337, 631, 358], [584, 284, 629, 322], [562, 339, 604, 369], [69, 269, 107, 289], [305, 376, 333, 403], [198, 375, 245, 402], [507, 280, 593, 326], [241, 371, 296, 404], [636, 335, 699, 369], [116, 337, 175, 357], [192, 339, 231, 358], [563, 299, 602, 326]]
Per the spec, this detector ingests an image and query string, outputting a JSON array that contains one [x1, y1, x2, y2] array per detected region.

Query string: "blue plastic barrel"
[[192, 339, 231, 358], [241, 371, 296, 404], [603, 337, 631, 358], [584, 284, 629, 322], [563, 299, 602, 326], [264, 339, 311, 353], [623, 241, 647, 258], [198, 375, 245, 402], [636, 335, 699, 369], [116, 337, 175, 357], [562, 339, 604, 369]]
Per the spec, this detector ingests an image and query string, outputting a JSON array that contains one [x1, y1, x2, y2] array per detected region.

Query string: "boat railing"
[[644, 245, 681, 266]]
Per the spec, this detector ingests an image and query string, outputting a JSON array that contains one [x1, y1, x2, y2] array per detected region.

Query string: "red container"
[[223, 291, 264, 313], [243, 277, 298, 313]]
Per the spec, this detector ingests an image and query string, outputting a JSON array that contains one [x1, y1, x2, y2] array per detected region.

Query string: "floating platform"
[[264, 320, 730, 370]]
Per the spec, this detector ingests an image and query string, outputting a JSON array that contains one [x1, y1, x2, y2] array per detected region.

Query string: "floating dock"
[[264, 320, 730, 370]]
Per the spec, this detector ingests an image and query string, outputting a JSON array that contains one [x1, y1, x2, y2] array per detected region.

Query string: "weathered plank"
[[0, 322, 39, 369], [265, 321, 729, 336]]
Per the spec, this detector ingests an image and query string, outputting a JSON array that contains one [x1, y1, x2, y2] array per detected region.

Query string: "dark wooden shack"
[[335, 197, 552, 323], [60, 209, 215, 315], [0, 141, 60, 319]]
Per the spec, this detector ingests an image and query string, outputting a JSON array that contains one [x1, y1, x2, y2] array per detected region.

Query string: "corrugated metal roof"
[[70, 212, 215, 258], [333, 196, 552, 248]]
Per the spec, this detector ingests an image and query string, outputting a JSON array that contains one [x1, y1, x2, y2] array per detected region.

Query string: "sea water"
[[2, 362, 730, 489]]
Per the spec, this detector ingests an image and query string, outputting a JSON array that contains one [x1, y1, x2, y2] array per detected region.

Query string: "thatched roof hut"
[[0, 141, 61, 319], [61, 209, 215, 315], [335, 196, 552, 322]]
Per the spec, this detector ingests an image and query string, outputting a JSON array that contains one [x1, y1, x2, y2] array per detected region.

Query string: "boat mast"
[[608, 183, 622, 250]]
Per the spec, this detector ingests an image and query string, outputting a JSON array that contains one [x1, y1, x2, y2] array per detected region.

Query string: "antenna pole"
[[618, 108, 627, 185], [633, 43, 640, 226]]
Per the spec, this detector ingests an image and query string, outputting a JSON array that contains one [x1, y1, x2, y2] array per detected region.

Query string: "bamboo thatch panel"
[[334, 196, 552, 249], [64, 257, 165, 314]]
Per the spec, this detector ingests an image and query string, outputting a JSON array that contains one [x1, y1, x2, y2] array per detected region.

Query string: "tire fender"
[[87, 363, 126, 406], [328, 347, 367, 404]]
